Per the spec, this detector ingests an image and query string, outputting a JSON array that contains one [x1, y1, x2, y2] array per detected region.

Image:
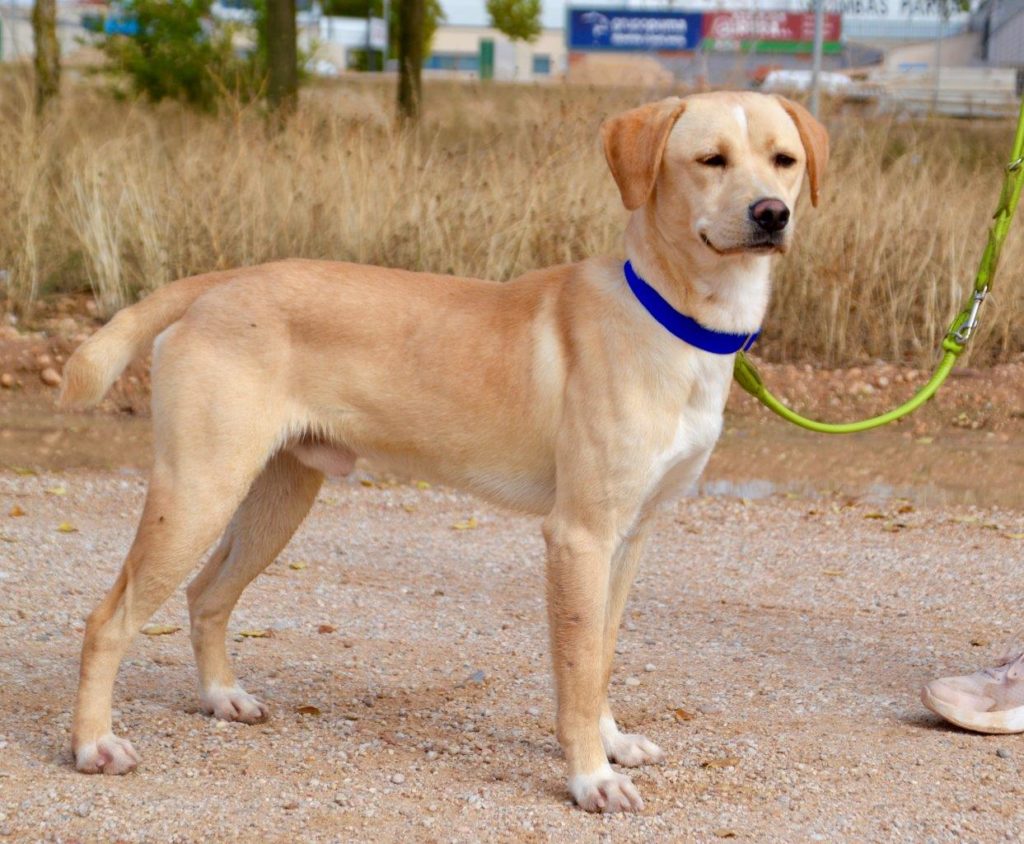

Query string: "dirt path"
[[2, 468, 1024, 842]]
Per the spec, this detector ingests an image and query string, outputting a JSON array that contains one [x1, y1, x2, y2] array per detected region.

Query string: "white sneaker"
[[922, 652, 1024, 733]]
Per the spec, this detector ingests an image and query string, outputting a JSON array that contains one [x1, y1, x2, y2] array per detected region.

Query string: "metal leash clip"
[[951, 286, 989, 345], [1010, 156, 1023, 173]]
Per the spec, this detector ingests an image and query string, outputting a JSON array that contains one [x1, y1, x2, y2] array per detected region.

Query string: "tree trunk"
[[266, 0, 298, 117], [32, 0, 60, 114], [397, 0, 424, 121]]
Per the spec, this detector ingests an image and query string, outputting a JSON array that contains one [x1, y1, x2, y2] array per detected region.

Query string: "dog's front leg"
[[599, 518, 665, 768], [543, 516, 645, 813]]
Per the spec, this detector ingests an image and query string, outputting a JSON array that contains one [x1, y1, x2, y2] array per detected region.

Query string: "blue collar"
[[623, 261, 760, 355]]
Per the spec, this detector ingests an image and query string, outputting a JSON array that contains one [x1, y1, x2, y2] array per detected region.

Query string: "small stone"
[[40, 368, 61, 387], [644, 663, 656, 672], [283, 800, 299, 810], [0, 373, 12, 389], [390, 773, 405, 784], [527, 706, 540, 717], [997, 747, 1012, 759], [75, 802, 92, 818], [36, 353, 53, 369], [625, 676, 641, 687], [333, 794, 348, 806]]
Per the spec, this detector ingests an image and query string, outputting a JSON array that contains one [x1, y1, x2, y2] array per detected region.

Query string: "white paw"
[[75, 733, 140, 775], [568, 763, 644, 813], [200, 684, 269, 724], [600, 716, 665, 767]]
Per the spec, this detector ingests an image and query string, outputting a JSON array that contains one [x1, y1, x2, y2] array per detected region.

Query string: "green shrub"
[[99, 0, 267, 111]]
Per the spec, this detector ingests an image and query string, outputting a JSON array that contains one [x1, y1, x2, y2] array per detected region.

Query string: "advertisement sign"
[[567, 9, 704, 52], [701, 11, 842, 53], [702, 12, 841, 43]]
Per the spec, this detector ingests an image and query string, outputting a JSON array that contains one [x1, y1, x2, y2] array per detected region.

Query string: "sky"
[[441, 0, 568, 29]]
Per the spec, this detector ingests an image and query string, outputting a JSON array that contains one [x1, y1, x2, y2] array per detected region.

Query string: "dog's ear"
[[601, 97, 687, 211], [773, 96, 829, 208]]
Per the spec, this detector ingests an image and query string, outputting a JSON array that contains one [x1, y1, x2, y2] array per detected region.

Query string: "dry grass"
[[1, 73, 1021, 366]]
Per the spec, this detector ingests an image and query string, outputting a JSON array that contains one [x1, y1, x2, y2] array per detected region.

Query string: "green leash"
[[733, 98, 1024, 434]]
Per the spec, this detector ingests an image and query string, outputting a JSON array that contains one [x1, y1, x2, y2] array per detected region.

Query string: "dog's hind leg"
[[72, 353, 287, 775], [186, 450, 324, 723]]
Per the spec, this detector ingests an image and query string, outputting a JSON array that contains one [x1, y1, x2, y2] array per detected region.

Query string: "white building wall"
[[429, 25, 566, 79]]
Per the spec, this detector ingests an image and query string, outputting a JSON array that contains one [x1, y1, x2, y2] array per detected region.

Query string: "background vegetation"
[[1, 75, 1021, 366], [97, 0, 269, 110]]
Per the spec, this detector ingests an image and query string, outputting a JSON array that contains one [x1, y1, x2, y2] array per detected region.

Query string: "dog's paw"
[[568, 764, 644, 813], [200, 684, 269, 724], [74, 733, 140, 775], [600, 717, 665, 767]]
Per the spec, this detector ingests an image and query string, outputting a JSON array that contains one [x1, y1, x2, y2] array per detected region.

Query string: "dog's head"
[[601, 92, 828, 257]]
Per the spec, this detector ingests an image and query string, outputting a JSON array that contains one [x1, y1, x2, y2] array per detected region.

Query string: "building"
[[974, 0, 1024, 73], [425, 25, 566, 79]]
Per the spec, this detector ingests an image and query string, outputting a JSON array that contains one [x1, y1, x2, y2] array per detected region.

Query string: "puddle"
[[707, 420, 1024, 510], [3, 397, 1023, 511]]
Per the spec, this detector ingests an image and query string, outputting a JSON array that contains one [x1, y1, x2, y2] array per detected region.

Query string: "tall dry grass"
[[0, 73, 1021, 366]]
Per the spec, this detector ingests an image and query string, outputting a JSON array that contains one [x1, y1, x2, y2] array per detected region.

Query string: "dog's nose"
[[749, 198, 790, 233]]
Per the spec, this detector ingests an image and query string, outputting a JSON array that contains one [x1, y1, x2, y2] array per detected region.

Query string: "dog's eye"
[[699, 154, 727, 168], [774, 153, 797, 168]]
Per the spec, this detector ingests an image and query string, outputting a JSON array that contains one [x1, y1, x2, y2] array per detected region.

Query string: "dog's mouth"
[[700, 232, 785, 256]]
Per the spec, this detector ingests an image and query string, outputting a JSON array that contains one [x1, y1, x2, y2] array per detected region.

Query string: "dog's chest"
[[643, 356, 731, 503]]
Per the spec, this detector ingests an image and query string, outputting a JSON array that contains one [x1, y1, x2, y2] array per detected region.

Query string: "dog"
[[59, 91, 827, 813]]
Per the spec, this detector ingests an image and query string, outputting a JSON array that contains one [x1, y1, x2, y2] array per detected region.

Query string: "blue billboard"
[[567, 8, 704, 52]]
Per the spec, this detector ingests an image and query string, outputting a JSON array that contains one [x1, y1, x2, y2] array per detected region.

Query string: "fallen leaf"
[[359, 479, 375, 488], [970, 638, 989, 647], [951, 515, 980, 525], [8, 505, 25, 517], [289, 561, 307, 571], [672, 707, 695, 722], [713, 830, 738, 839], [897, 504, 915, 514], [916, 436, 934, 445], [451, 517, 478, 531], [317, 624, 336, 634], [822, 569, 844, 577], [141, 624, 181, 636], [1003, 533, 1024, 540], [239, 629, 273, 638], [12, 467, 37, 476], [415, 480, 431, 490], [45, 486, 67, 496], [56, 522, 78, 533], [402, 503, 416, 513], [0, 533, 16, 543], [882, 522, 908, 532], [295, 705, 321, 716], [863, 512, 885, 520], [701, 756, 740, 769]]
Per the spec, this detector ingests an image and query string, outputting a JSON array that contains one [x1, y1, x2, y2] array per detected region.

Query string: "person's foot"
[[922, 652, 1024, 733]]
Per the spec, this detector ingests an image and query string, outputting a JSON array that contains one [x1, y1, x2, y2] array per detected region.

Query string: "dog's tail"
[[59, 274, 227, 410]]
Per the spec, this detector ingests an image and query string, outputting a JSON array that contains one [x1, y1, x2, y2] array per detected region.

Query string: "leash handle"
[[734, 98, 1024, 435]]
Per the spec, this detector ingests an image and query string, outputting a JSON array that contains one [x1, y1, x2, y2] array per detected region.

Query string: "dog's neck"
[[623, 206, 772, 336]]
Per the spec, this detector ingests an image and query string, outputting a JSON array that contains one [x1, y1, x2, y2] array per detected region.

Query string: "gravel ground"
[[2, 470, 1024, 842]]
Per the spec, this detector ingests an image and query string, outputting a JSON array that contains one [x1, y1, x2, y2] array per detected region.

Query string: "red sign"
[[702, 12, 842, 43]]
